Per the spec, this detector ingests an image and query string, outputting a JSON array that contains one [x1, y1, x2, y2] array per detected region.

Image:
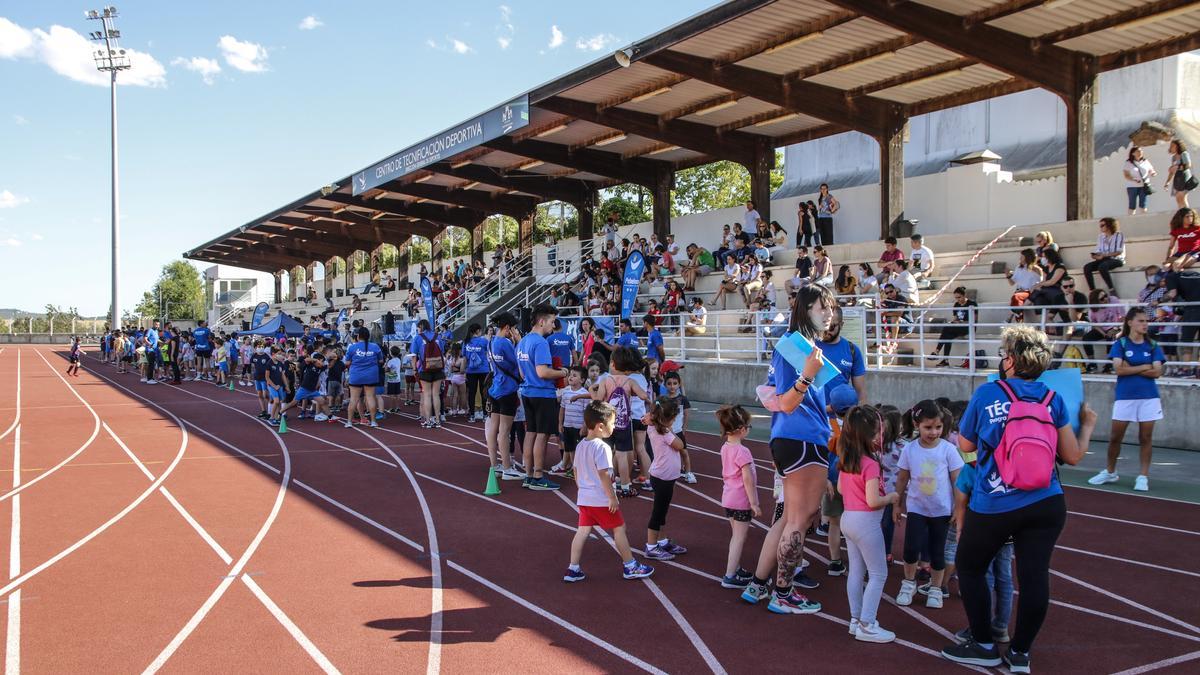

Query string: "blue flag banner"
[[420, 276, 437, 326], [987, 368, 1083, 433], [774, 331, 843, 389], [384, 319, 420, 343], [620, 251, 646, 320], [561, 316, 616, 352], [251, 302, 270, 328], [334, 308, 348, 329]]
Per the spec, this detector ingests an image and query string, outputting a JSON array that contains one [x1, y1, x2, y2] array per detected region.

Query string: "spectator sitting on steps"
[[908, 234, 935, 289]]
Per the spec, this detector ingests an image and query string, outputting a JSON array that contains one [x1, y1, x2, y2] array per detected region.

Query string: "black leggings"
[[903, 513, 950, 569], [466, 373, 487, 416], [957, 494, 1066, 654], [881, 503, 895, 557], [935, 326, 968, 357], [170, 359, 180, 382], [647, 477, 676, 531], [1083, 258, 1123, 291]]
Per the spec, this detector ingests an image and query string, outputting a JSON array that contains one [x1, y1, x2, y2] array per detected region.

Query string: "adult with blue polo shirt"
[[547, 319, 574, 374], [941, 325, 1096, 672], [143, 320, 161, 385], [193, 319, 213, 381], [616, 319, 639, 350], [1088, 307, 1165, 492], [343, 327, 384, 429], [410, 319, 445, 429], [741, 285, 833, 616], [463, 323, 491, 422], [485, 313, 523, 481], [643, 314, 665, 363], [516, 304, 568, 491], [817, 305, 866, 407]]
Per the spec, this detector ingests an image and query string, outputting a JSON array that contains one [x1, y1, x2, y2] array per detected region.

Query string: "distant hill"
[[0, 308, 34, 320]]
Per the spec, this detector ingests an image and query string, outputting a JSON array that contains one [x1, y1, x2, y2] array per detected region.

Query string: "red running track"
[[0, 345, 1197, 674]]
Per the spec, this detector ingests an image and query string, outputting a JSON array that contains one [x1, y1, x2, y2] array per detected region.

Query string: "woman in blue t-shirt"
[[742, 284, 832, 616], [1088, 307, 1165, 492], [941, 326, 1096, 671]]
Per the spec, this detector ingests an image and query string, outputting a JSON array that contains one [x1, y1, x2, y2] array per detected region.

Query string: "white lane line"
[[6, 424, 21, 675], [446, 561, 668, 675], [0, 351, 20, 441], [0, 352, 102, 501], [1050, 569, 1200, 636], [241, 575, 340, 675], [1054, 544, 1200, 579], [1110, 649, 1200, 675], [1048, 598, 1200, 644], [550, 490, 727, 675], [1066, 510, 1200, 537]]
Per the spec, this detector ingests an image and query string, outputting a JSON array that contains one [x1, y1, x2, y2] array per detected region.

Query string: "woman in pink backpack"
[[941, 326, 1097, 673]]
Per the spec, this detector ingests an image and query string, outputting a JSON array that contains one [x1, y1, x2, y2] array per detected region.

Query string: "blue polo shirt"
[[616, 332, 638, 349], [959, 379, 1068, 514], [192, 327, 211, 351], [487, 336, 519, 398], [145, 328, 159, 349], [547, 331, 574, 367], [767, 334, 831, 446], [516, 333, 556, 399], [343, 341, 384, 386], [464, 336, 490, 374], [1109, 337, 1165, 401], [646, 328, 664, 362], [817, 336, 865, 398]]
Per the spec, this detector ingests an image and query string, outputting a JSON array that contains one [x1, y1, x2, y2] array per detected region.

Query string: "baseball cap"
[[829, 385, 858, 415], [660, 360, 684, 375]]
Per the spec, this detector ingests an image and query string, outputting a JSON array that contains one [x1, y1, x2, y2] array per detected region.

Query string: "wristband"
[[798, 374, 814, 387], [792, 380, 809, 394]]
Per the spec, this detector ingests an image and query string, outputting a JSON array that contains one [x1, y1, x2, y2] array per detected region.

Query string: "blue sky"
[[0, 1, 714, 316]]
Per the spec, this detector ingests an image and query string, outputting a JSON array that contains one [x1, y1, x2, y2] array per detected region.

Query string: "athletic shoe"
[[793, 570, 821, 590], [659, 540, 688, 555], [633, 477, 653, 491], [720, 574, 751, 589], [369, 421, 379, 428], [1088, 469, 1119, 485], [258, 412, 270, 419], [682, 472, 697, 484], [740, 582, 769, 604], [917, 567, 932, 584], [955, 627, 1011, 643], [917, 582, 950, 596], [548, 462, 566, 474], [644, 545, 675, 561], [940, 639, 1001, 667], [343, 421, 354, 429], [501, 469, 525, 481], [1002, 648, 1030, 673], [521, 477, 533, 489], [313, 414, 328, 422], [146, 379, 158, 385], [815, 523, 829, 537], [1134, 475, 1149, 492], [926, 586, 944, 608], [563, 468, 575, 480], [375, 412, 385, 421], [801, 559, 810, 570], [527, 476, 561, 491], [767, 589, 821, 615], [563, 568, 586, 583], [622, 561, 654, 580], [896, 579, 917, 606], [855, 621, 896, 644], [616, 484, 639, 498], [827, 559, 847, 576], [848, 618, 860, 635], [140, 378, 148, 383]]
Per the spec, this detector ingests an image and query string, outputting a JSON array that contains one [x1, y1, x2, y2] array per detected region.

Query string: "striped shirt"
[[1096, 232, 1125, 261]]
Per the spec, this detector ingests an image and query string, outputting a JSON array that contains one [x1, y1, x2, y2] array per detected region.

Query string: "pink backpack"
[[993, 380, 1058, 490]]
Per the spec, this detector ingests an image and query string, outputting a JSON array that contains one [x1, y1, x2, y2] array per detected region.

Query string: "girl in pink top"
[[717, 405, 760, 588], [836, 406, 900, 644], [644, 398, 688, 561]]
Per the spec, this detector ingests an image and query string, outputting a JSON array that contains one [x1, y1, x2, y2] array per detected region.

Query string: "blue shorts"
[[218, 362, 229, 373], [294, 387, 322, 401], [374, 385, 385, 396], [268, 385, 284, 401], [254, 380, 268, 392]]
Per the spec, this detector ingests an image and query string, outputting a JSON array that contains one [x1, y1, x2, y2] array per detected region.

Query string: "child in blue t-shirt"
[[953, 462, 1014, 644]]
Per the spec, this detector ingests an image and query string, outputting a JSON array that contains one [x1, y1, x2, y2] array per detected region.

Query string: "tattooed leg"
[[776, 528, 806, 587]]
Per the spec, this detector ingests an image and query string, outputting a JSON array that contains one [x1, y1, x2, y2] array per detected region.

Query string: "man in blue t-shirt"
[[516, 305, 568, 491], [547, 319, 574, 371], [616, 318, 639, 350], [643, 314, 665, 364], [817, 310, 866, 408], [485, 313, 523, 479], [463, 322, 491, 422], [250, 340, 272, 418], [143, 321, 161, 384], [192, 320, 213, 381]]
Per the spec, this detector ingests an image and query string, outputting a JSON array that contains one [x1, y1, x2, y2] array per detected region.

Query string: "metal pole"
[[110, 69, 121, 332]]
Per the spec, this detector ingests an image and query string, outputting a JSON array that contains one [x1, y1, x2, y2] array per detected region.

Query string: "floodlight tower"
[[86, 6, 131, 330]]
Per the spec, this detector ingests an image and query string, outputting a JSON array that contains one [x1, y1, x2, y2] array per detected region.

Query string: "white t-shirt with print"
[[898, 438, 964, 517], [574, 437, 615, 507]]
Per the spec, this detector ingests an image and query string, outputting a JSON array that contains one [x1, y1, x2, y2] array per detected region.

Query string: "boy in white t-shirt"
[[384, 346, 404, 414], [553, 366, 591, 479], [564, 401, 655, 583]]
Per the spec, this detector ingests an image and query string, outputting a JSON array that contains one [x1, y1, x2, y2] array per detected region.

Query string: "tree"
[[135, 261, 205, 322], [599, 195, 651, 227]]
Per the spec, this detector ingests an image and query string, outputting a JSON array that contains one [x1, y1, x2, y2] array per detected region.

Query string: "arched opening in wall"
[[279, 269, 291, 303], [377, 244, 399, 275]]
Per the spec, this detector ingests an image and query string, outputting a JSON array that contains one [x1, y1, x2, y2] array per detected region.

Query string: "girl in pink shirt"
[[837, 405, 900, 644], [717, 405, 760, 589], [644, 398, 688, 561]]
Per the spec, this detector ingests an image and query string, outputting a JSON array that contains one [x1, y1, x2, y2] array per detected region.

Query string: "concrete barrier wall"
[[682, 361, 1199, 451]]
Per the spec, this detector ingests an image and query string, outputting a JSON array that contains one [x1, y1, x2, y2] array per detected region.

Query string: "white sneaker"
[[313, 414, 328, 422], [682, 472, 697, 484], [344, 421, 354, 429], [146, 379, 158, 385], [855, 620, 896, 644], [925, 586, 944, 609], [1134, 475, 1149, 492], [140, 378, 148, 383], [501, 468, 526, 481], [1088, 469, 1119, 485], [548, 462, 565, 474], [848, 617, 860, 636], [896, 579, 916, 606]]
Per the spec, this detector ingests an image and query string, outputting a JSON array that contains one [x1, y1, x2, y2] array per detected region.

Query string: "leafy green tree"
[[598, 195, 651, 227], [135, 261, 205, 322]]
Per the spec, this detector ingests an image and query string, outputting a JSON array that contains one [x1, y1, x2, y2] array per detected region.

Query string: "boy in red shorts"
[[564, 401, 655, 582]]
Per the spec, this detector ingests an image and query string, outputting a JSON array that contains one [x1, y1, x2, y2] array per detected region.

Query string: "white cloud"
[[0, 17, 166, 87], [218, 35, 268, 73], [30, 233, 43, 241], [548, 25, 564, 49], [171, 56, 221, 84], [298, 16, 323, 30], [496, 5, 514, 50], [425, 38, 437, 49], [0, 190, 29, 209], [497, 36, 511, 49], [0, 238, 20, 247], [451, 38, 472, 54], [576, 33, 619, 52], [12, 114, 27, 125]]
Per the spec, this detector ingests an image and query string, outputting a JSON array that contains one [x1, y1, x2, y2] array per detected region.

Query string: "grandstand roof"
[[186, 0, 1200, 274]]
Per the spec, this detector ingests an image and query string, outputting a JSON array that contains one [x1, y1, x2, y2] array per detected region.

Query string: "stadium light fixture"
[[614, 48, 633, 68]]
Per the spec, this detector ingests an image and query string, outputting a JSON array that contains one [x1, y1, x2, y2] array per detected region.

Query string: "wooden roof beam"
[[1035, 0, 1197, 46], [382, 181, 540, 220], [320, 194, 489, 229], [426, 161, 599, 204], [484, 134, 665, 187]]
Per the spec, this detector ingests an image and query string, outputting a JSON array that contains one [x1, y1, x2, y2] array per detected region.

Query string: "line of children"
[[643, 397, 688, 561]]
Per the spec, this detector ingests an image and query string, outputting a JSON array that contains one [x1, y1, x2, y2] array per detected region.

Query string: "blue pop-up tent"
[[238, 311, 307, 337]]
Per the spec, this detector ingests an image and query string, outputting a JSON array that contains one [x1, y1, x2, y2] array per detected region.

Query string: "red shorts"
[[578, 505, 625, 530]]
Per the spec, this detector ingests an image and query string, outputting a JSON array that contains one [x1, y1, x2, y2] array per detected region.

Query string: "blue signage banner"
[[250, 302, 270, 328], [334, 308, 348, 329], [420, 276, 437, 326], [620, 251, 646, 320], [561, 316, 616, 352], [352, 95, 530, 195], [384, 319, 420, 343]]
